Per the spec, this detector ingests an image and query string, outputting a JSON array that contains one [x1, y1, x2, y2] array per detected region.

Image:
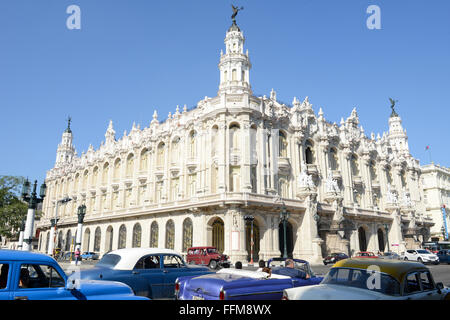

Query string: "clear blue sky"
[[0, 0, 449, 185]]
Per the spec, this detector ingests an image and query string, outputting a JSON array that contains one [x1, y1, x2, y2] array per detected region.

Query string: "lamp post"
[[75, 204, 86, 252], [17, 220, 25, 250], [244, 215, 255, 264], [21, 179, 46, 251], [384, 223, 390, 253], [48, 197, 72, 256], [279, 204, 290, 259]]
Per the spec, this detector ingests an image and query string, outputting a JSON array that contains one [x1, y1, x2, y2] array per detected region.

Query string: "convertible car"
[[282, 259, 450, 300], [0, 250, 148, 300], [175, 258, 323, 300], [79, 248, 212, 299]]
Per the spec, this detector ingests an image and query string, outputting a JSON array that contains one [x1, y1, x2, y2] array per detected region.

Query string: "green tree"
[[0, 176, 28, 239]]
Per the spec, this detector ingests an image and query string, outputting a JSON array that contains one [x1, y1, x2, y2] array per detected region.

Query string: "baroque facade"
[[37, 20, 434, 263]]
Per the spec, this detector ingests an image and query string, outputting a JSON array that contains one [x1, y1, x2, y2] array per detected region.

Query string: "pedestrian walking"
[[75, 248, 81, 265]]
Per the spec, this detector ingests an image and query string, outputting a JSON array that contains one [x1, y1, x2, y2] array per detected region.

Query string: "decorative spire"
[[64, 116, 72, 133]]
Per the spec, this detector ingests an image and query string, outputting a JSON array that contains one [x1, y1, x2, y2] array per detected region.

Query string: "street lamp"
[[21, 179, 46, 251], [384, 223, 390, 253], [48, 197, 72, 256], [75, 204, 86, 252], [17, 220, 25, 250], [279, 204, 290, 259], [244, 215, 255, 264]]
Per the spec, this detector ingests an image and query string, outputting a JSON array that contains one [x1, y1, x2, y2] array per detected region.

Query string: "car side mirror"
[[436, 282, 444, 290]]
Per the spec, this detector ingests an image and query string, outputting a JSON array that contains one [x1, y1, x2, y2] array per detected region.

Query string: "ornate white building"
[[421, 163, 450, 240], [36, 19, 434, 263]]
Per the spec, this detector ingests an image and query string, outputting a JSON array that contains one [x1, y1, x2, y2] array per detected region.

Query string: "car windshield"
[[96, 254, 121, 268], [322, 267, 401, 296], [417, 250, 430, 254], [207, 248, 217, 254]]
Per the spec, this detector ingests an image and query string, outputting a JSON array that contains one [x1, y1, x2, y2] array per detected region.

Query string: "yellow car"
[[282, 259, 450, 300]]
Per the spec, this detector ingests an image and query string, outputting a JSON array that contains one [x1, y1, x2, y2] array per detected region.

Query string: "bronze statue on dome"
[[231, 5, 244, 24]]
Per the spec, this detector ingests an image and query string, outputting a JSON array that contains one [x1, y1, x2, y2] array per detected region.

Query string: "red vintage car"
[[353, 251, 379, 258], [186, 247, 231, 269]]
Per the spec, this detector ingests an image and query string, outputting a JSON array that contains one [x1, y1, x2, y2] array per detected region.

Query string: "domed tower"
[[218, 8, 252, 96], [55, 117, 75, 167], [387, 99, 410, 155]]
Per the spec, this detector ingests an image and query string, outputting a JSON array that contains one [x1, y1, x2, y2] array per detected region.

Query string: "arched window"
[[377, 228, 385, 252], [102, 162, 109, 184], [370, 160, 378, 181], [305, 140, 314, 164], [358, 227, 367, 252], [157, 142, 165, 167], [92, 167, 98, 187], [82, 170, 88, 190], [74, 174, 79, 191], [171, 138, 180, 164], [118, 224, 127, 249], [223, 70, 228, 82], [182, 218, 193, 252], [351, 154, 359, 176], [94, 227, 101, 252], [165, 220, 175, 249], [401, 170, 407, 188], [83, 228, 91, 252], [329, 148, 339, 170], [113, 158, 121, 179], [126, 153, 134, 177], [189, 131, 197, 158], [132, 223, 142, 248], [150, 221, 159, 247], [279, 131, 288, 158], [386, 166, 393, 184], [230, 124, 240, 150], [232, 69, 237, 81], [140, 149, 149, 171], [211, 165, 218, 194], [241, 70, 245, 82], [211, 126, 218, 157]]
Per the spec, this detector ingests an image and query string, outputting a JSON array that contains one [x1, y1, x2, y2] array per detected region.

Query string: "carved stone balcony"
[[278, 157, 291, 173], [306, 164, 318, 176], [352, 176, 363, 187]]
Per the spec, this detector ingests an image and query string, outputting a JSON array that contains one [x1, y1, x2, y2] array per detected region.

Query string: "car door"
[[0, 262, 12, 300], [418, 271, 441, 300], [161, 254, 188, 298], [13, 262, 75, 300], [132, 254, 164, 299]]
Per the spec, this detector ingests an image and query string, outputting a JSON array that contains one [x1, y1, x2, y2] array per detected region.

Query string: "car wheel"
[[209, 260, 218, 269], [417, 258, 423, 263], [323, 262, 327, 265], [404, 257, 408, 261]]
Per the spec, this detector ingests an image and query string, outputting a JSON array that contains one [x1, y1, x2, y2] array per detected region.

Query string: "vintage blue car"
[[79, 248, 212, 299], [437, 249, 450, 264], [175, 258, 323, 300], [0, 250, 148, 300]]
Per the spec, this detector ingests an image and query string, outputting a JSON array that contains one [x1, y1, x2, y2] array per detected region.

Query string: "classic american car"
[[79, 248, 212, 299], [175, 258, 323, 300], [282, 258, 450, 300], [323, 253, 349, 265], [437, 249, 450, 264], [186, 246, 231, 269], [0, 250, 148, 300]]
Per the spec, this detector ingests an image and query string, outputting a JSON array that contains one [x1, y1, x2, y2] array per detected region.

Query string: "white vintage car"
[[282, 259, 450, 300]]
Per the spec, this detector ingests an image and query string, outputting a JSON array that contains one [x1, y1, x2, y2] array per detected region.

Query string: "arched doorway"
[[65, 230, 72, 252], [279, 221, 294, 258], [83, 228, 90, 252], [377, 228, 385, 252], [358, 227, 367, 252], [245, 219, 260, 262], [211, 218, 224, 253]]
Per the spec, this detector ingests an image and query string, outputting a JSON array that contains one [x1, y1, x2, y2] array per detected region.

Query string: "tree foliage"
[[0, 176, 28, 239]]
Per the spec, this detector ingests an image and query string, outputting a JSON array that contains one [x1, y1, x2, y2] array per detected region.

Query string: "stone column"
[[297, 193, 323, 263]]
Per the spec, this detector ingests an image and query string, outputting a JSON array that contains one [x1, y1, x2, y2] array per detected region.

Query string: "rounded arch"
[[207, 217, 225, 253], [329, 147, 339, 170], [182, 218, 193, 252], [126, 153, 134, 177], [65, 229, 72, 252], [113, 158, 121, 179], [150, 221, 159, 247], [279, 130, 288, 158], [279, 220, 294, 258], [132, 223, 142, 248], [377, 228, 386, 252], [118, 224, 127, 249], [94, 227, 101, 252], [157, 142, 165, 166], [229, 123, 241, 150], [83, 228, 91, 252], [358, 225, 368, 252], [165, 220, 175, 249], [305, 139, 315, 164], [102, 162, 109, 184], [105, 226, 113, 253]]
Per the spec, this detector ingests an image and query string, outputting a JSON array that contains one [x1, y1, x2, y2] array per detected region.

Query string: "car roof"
[[0, 249, 56, 264], [106, 248, 181, 270], [188, 247, 216, 250], [333, 258, 427, 282]]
